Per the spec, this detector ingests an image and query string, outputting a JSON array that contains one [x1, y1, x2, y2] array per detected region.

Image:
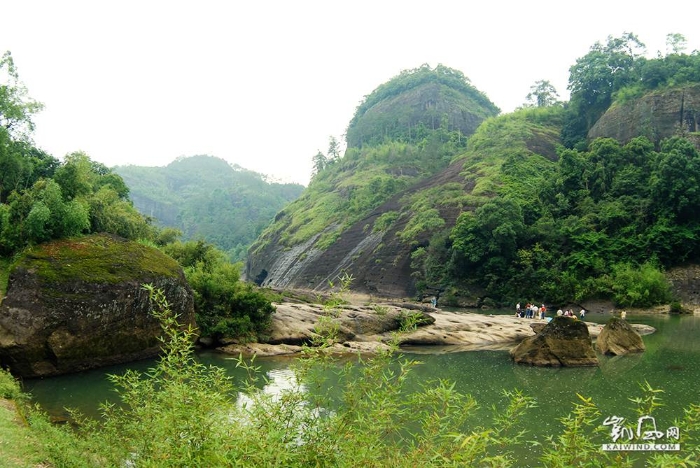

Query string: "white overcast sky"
[[2, 1, 699, 185]]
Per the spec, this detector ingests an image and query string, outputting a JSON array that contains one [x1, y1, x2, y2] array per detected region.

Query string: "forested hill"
[[247, 35, 700, 309], [114, 156, 304, 261]]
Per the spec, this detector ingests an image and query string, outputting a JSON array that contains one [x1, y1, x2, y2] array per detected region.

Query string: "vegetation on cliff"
[[562, 32, 700, 148], [346, 64, 499, 148], [250, 64, 498, 257], [248, 33, 700, 308], [419, 118, 697, 306]]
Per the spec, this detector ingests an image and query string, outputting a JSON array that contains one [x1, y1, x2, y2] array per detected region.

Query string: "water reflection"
[[599, 352, 644, 379], [235, 367, 302, 409]]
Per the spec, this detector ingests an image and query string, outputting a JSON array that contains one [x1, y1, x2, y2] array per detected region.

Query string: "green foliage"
[[524, 79, 561, 108], [162, 239, 274, 341], [0, 367, 21, 400], [0, 146, 150, 256], [438, 98, 700, 305], [346, 64, 498, 148], [0, 256, 10, 299], [604, 262, 672, 308], [254, 138, 463, 252], [563, 32, 700, 147], [372, 210, 400, 233], [398, 208, 445, 244], [563, 32, 645, 147], [0, 51, 44, 141], [15, 233, 181, 286], [114, 155, 304, 262]]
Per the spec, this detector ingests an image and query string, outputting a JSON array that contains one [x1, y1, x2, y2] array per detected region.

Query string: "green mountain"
[[114, 155, 304, 261], [245, 64, 499, 296], [247, 42, 700, 308]]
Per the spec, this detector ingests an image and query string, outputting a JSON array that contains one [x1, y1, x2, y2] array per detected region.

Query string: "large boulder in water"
[[595, 317, 646, 355], [0, 234, 194, 377], [510, 316, 598, 367]]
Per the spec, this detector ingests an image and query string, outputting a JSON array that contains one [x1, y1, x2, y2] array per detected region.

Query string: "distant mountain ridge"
[[114, 155, 304, 260]]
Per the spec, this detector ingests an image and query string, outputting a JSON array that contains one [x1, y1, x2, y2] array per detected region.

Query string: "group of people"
[[515, 303, 546, 319], [556, 308, 585, 319], [516, 302, 587, 320]]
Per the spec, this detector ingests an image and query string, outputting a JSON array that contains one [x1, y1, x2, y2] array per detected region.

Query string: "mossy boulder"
[[0, 234, 194, 377], [595, 317, 646, 355], [510, 316, 598, 367]]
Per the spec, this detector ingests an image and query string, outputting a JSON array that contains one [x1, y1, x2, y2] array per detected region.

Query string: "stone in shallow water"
[[510, 316, 598, 367], [595, 317, 646, 355]]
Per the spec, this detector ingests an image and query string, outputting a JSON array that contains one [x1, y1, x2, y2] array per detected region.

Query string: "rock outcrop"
[[595, 317, 646, 355], [666, 264, 700, 313], [588, 84, 700, 149], [0, 234, 194, 377], [221, 306, 652, 357], [510, 317, 599, 367], [220, 302, 436, 355]]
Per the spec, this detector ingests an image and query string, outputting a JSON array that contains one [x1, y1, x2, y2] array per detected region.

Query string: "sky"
[[2, 1, 699, 186]]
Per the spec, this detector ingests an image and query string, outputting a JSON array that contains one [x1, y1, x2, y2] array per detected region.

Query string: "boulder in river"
[[595, 317, 646, 355], [0, 234, 194, 378], [510, 316, 598, 367]]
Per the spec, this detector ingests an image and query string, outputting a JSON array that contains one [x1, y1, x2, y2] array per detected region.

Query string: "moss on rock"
[[17, 233, 181, 286]]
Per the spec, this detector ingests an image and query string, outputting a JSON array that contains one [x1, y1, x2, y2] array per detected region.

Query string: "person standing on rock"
[[516, 302, 521, 317], [580, 309, 586, 320]]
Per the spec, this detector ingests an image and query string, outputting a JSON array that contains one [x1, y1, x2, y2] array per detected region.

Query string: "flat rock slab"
[[217, 304, 656, 357]]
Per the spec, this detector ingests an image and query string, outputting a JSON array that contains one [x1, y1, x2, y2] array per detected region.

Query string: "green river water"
[[23, 311, 700, 465]]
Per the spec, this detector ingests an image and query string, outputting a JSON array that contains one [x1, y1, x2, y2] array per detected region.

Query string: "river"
[[23, 311, 700, 464]]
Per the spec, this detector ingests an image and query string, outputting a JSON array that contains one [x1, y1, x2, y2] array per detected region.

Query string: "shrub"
[[608, 262, 672, 307], [0, 367, 21, 400]]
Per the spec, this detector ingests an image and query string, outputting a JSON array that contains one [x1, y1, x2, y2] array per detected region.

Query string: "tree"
[[563, 32, 645, 146], [525, 80, 559, 107], [311, 150, 328, 176], [666, 33, 687, 55], [53, 151, 96, 200], [0, 51, 44, 140], [650, 137, 700, 222], [327, 135, 342, 161]]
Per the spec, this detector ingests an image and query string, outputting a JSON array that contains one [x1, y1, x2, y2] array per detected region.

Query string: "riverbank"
[[0, 397, 47, 467], [218, 302, 656, 357]]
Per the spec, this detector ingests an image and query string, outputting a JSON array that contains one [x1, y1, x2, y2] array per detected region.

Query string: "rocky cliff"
[[0, 234, 194, 377], [246, 65, 509, 300], [588, 84, 700, 148], [247, 158, 472, 299]]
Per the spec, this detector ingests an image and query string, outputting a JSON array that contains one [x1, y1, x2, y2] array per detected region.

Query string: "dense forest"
[[114, 156, 303, 262], [248, 33, 700, 308]]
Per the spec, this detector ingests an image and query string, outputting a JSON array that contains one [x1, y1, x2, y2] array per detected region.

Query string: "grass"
[[0, 256, 11, 301], [0, 370, 47, 467]]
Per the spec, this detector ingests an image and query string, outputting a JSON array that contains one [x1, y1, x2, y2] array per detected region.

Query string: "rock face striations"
[[0, 234, 194, 377]]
